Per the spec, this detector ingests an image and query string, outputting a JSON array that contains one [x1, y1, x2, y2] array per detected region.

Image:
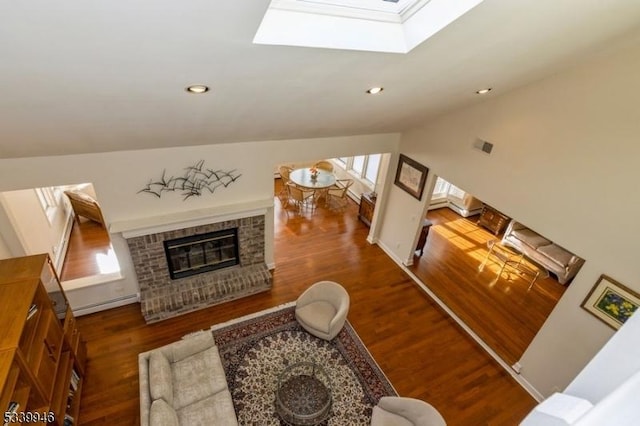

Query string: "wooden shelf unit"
[[0, 254, 86, 426]]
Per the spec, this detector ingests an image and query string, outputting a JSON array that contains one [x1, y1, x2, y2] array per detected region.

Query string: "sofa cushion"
[[537, 244, 574, 269], [150, 399, 179, 426], [177, 389, 238, 426], [172, 345, 228, 410], [296, 301, 336, 334], [163, 331, 215, 362], [511, 228, 551, 249], [149, 351, 173, 406]]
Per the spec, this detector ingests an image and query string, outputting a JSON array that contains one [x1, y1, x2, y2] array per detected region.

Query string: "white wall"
[[0, 189, 69, 262], [0, 233, 10, 259], [377, 37, 640, 396], [566, 303, 640, 403], [521, 312, 640, 424], [0, 133, 400, 312], [0, 197, 25, 259]]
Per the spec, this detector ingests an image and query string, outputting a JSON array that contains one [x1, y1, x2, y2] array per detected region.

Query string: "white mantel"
[[109, 198, 273, 238]]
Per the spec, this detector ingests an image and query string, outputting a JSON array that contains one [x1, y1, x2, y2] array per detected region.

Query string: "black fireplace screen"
[[163, 228, 239, 279]]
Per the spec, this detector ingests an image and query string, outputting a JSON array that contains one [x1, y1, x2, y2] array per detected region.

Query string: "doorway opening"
[[409, 175, 569, 366], [0, 183, 120, 283]]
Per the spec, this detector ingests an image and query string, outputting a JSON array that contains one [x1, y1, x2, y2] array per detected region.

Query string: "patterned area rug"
[[211, 303, 397, 425]]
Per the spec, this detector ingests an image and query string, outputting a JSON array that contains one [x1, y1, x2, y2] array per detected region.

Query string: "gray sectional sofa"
[[501, 220, 585, 285], [139, 331, 238, 426]]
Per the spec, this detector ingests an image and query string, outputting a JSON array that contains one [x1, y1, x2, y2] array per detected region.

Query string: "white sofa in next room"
[[501, 220, 585, 285]]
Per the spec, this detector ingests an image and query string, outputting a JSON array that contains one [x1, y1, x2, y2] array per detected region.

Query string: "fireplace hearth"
[[125, 213, 272, 323]]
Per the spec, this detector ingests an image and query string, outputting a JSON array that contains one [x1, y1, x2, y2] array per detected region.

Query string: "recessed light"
[[476, 88, 492, 94], [186, 85, 210, 94], [367, 87, 384, 95]]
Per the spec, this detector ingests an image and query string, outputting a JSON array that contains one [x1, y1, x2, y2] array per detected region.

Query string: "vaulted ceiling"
[[1, 0, 640, 158]]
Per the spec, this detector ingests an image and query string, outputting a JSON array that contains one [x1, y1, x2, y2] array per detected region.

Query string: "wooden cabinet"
[[415, 219, 433, 257], [358, 192, 376, 227], [477, 205, 511, 235], [0, 254, 85, 426]]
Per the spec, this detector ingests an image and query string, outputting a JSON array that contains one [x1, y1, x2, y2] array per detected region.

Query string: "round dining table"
[[289, 168, 336, 190]]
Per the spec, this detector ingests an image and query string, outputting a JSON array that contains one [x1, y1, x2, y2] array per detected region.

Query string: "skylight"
[[288, 0, 431, 23], [254, 0, 484, 53]]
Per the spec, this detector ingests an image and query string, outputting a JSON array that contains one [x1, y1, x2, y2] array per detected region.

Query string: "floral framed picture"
[[581, 274, 640, 330], [394, 154, 429, 200]]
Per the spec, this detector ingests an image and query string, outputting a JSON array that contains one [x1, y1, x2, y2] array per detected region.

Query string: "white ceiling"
[[1, 0, 640, 159]]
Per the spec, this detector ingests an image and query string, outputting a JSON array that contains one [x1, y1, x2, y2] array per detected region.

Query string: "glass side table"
[[274, 361, 332, 425], [479, 240, 549, 290]]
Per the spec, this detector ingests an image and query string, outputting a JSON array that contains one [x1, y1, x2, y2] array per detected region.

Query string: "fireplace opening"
[[163, 228, 239, 279]]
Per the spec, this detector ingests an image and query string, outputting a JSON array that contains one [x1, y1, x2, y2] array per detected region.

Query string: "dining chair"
[[285, 182, 316, 214], [278, 165, 294, 201], [325, 179, 353, 211], [313, 160, 334, 173]]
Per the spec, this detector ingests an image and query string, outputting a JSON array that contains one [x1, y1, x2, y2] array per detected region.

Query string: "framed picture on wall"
[[394, 154, 429, 200], [581, 274, 640, 330]]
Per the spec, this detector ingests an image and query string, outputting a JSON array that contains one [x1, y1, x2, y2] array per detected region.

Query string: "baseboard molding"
[[72, 294, 138, 317], [427, 201, 481, 218], [376, 240, 407, 267], [427, 200, 448, 211], [375, 239, 544, 402]]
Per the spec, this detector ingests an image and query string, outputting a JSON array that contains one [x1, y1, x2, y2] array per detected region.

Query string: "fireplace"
[[164, 228, 239, 279], [124, 212, 272, 323]]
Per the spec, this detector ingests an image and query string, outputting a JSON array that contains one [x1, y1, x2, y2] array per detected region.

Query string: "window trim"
[[35, 187, 61, 224], [334, 154, 381, 186]]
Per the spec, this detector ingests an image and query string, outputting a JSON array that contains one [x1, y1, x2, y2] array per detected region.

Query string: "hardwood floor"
[[60, 218, 116, 281], [409, 208, 566, 366], [75, 181, 537, 425]]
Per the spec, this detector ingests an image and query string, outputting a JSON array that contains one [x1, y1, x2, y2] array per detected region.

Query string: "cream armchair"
[[371, 397, 446, 426], [295, 281, 350, 341]]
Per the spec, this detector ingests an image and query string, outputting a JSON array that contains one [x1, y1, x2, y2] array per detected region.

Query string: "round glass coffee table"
[[275, 361, 332, 425]]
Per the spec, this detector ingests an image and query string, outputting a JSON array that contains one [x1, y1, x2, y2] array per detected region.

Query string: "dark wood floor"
[[74, 181, 537, 425], [410, 208, 566, 366]]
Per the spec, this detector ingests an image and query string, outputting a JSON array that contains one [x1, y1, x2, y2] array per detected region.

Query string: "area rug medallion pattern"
[[211, 303, 397, 425]]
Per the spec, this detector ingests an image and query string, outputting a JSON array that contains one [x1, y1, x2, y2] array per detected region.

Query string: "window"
[[364, 154, 381, 183], [448, 184, 466, 199], [332, 154, 382, 185], [432, 177, 451, 199], [352, 156, 365, 175], [35, 186, 62, 224]]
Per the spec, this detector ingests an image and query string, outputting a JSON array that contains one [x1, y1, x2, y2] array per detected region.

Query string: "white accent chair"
[[295, 281, 350, 341], [371, 397, 446, 426]]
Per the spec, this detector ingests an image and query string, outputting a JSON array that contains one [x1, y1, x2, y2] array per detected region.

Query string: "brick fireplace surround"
[[125, 214, 272, 323]]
